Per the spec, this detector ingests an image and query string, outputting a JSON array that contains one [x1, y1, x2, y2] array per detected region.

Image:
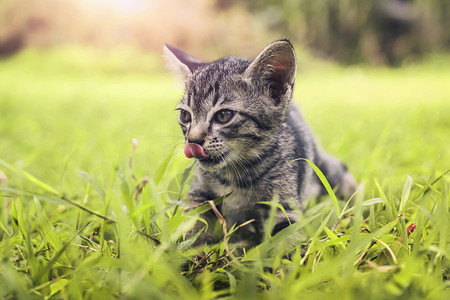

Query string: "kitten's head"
[[164, 40, 297, 170]]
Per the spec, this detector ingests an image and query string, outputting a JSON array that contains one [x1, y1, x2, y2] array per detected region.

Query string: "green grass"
[[0, 47, 449, 299]]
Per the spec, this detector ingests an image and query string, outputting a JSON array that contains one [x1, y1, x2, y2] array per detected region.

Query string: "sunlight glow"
[[86, 0, 148, 14]]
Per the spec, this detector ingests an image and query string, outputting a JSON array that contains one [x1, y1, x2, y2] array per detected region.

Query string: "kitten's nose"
[[187, 127, 206, 146]]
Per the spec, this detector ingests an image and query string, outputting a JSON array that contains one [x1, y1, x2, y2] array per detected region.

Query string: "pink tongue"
[[184, 143, 208, 159]]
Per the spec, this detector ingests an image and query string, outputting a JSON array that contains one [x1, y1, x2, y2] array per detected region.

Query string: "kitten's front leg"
[[184, 190, 219, 245]]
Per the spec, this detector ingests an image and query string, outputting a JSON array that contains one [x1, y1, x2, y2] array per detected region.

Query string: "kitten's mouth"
[[184, 143, 229, 166], [184, 143, 208, 159]]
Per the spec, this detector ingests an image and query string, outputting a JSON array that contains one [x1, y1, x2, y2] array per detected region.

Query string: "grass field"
[[0, 47, 449, 299]]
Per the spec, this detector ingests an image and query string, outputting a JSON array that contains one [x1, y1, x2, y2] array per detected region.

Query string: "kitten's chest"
[[220, 187, 259, 210], [205, 169, 280, 210], [219, 187, 264, 225]]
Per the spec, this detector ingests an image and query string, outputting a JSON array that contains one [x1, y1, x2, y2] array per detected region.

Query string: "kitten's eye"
[[179, 110, 191, 123], [215, 110, 234, 124]]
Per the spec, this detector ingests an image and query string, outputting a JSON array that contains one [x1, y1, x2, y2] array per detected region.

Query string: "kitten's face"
[[176, 62, 273, 170], [165, 41, 297, 171]]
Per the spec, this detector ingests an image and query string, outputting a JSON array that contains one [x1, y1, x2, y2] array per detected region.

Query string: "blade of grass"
[[259, 199, 292, 227], [153, 146, 176, 186], [243, 213, 321, 261], [300, 208, 333, 265], [0, 160, 62, 197], [79, 171, 105, 200], [49, 278, 69, 298], [296, 158, 340, 217], [350, 183, 365, 249], [399, 175, 413, 213], [374, 177, 396, 220], [116, 167, 137, 226], [438, 176, 448, 251], [341, 198, 385, 214], [1, 187, 115, 222], [32, 224, 88, 284], [34, 197, 71, 266], [177, 161, 196, 202], [185, 194, 228, 217]]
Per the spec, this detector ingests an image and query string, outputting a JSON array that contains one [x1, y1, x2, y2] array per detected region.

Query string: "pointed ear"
[[244, 40, 297, 106], [163, 44, 206, 82]]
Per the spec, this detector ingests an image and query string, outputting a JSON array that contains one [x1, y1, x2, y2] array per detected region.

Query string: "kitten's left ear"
[[244, 39, 297, 106], [164, 44, 206, 83]]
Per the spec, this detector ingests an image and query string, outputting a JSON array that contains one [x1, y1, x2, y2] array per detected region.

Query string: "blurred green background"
[[1, 0, 449, 189]]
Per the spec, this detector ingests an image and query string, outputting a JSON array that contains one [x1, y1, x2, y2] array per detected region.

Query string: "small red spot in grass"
[[407, 224, 416, 237]]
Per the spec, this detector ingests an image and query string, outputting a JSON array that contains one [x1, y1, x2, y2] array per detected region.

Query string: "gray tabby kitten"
[[164, 40, 356, 245]]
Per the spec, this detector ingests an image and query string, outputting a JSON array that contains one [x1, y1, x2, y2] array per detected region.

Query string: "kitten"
[[164, 40, 356, 246]]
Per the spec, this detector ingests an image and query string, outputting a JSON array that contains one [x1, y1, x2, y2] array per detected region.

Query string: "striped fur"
[[165, 40, 356, 246]]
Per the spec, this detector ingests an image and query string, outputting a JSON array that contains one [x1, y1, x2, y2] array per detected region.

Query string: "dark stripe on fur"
[[206, 84, 214, 98], [210, 155, 278, 188], [222, 132, 263, 142], [271, 220, 292, 236], [187, 91, 192, 107], [240, 140, 279, 168], [222, 119, 248, 131], [236, 134, 264, 142], [217, 96, 232, 107], [212, 81, 220, 106], [232, 157, 279, 188], [238, 112, 272, 131], [210, 172, 232, 187]]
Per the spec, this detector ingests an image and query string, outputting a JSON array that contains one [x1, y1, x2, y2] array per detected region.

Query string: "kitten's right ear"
[[164, 44, 205, 82]]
